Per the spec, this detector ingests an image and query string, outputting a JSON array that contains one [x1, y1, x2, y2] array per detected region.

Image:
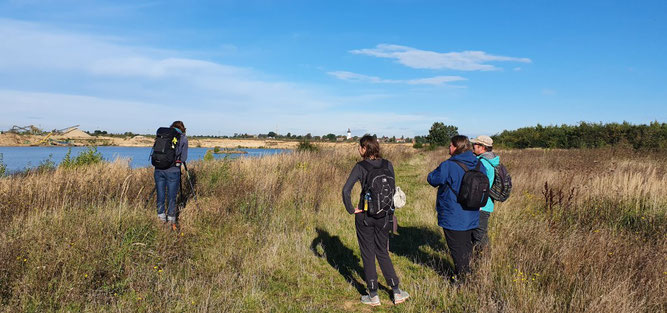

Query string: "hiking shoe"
[[360, 294, 380, 306], [157, 213, 167, 223], [393, 289, 409, 304]]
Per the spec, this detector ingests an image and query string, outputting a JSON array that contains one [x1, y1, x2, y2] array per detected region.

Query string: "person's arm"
[[427, 161, 448, 187], [179, 135, 188, 163], [342, 164, 363, 214]]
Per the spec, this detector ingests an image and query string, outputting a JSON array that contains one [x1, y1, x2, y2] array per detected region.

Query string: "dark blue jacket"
[[427, 150, 485, 231]]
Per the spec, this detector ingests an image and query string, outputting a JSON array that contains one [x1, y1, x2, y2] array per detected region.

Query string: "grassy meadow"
[[0, 146, 665, 312]]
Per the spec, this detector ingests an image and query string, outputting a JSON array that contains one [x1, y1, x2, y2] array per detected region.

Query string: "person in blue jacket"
[[471, 135, 499, 252], [427, 135, 485, 279]]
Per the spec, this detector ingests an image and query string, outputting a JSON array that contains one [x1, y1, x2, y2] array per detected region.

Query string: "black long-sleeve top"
[[341, 158, 395, 214]]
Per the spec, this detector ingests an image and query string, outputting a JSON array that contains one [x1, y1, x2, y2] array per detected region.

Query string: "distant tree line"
[[492, 121, 667, 150]]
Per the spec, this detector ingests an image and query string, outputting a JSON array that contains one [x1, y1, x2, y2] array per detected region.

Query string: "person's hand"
[[354, 207, 363, 214]]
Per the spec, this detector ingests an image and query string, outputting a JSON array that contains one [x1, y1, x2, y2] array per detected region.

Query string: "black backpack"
[[151, 127, 181, 169], [359, 160, 395, 217], [489, 163, 512, 202], [452, 160, 490, 210]]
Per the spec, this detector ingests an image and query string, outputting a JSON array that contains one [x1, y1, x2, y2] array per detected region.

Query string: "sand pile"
[[124, 135, 153, 146], [0, 133, 26, 146], [55, 128, 92, 139]]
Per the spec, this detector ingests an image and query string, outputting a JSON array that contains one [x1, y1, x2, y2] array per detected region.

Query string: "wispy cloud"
[[328, 71, 466, 86], [350, 44, 531, 71], [541, 88, 557, 96], [0, 19, 446, 136]]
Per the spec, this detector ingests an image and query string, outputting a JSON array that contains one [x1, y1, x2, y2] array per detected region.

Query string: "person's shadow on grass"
[[312, 227, 404, 296], [390, 225, 456, 279], [310, 228, 366, 294]]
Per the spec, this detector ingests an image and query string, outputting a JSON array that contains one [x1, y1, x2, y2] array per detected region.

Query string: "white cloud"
[[0, 19, 458, 136], [350, 44, 531, 71], [328, 71, 466, 86]]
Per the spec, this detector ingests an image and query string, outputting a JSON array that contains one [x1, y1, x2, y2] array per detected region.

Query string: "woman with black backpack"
[[152, 121, 189, 231], [341, 135, 409, 306]]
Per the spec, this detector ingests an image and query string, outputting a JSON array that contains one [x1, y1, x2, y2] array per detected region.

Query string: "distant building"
[[346, 128, 352, 140]]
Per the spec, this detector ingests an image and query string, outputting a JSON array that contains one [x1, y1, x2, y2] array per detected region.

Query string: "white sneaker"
[[360, 294, 380, 306], [393, 289, 409, 304]]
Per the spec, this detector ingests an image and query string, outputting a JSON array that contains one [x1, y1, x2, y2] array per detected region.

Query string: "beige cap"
[[471, 135, 493, 147]]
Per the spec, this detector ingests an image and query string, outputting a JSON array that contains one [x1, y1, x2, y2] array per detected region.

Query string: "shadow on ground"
[[310, 228, 366, 294], [390, 225, 455, 279], [311, 227, 396, 297]]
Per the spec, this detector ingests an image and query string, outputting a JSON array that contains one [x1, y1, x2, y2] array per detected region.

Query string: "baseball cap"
[[470, 135, 493, 147]]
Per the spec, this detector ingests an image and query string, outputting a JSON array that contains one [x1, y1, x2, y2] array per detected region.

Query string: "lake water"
[[0, 146, 289, 173]]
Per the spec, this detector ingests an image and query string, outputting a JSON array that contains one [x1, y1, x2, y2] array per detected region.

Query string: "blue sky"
[[0, 0, 665, 137]]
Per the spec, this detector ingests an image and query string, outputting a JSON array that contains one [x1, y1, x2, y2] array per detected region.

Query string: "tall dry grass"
[[0, 146, 664, 312]]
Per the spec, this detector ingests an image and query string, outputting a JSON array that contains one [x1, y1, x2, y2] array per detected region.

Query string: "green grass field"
[[0, 146, 665, 312]]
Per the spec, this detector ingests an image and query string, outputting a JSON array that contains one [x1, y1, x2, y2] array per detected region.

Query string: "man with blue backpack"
[[471, 135, 512, 252]]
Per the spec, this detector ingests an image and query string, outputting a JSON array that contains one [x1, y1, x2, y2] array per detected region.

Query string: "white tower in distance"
[[347, 128, 352, 140]]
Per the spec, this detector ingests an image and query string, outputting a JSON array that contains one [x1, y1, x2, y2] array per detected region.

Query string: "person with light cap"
[[470, 135, 499, 252]]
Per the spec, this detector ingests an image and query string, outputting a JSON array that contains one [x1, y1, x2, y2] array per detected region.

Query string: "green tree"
[[267, 131, 277, 138], [427, 122, 458, 147], [325, 133, 337, 141]]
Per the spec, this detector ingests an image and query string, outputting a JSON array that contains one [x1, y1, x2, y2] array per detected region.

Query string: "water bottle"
[[364, 192, 371, 211]]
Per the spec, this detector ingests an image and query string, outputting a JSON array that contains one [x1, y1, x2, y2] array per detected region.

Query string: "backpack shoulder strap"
[[358, 160, 374, 173], [452, 160, 468, 172]]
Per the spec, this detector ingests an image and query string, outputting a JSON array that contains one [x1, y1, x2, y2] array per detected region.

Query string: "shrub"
[[36, 154, 56, 173], [203, 150, 215, 162], [297, 140, 318, 152], [413, 142, 423, 149], [60, 147, 104, 168], [0, 153, 6, 176]]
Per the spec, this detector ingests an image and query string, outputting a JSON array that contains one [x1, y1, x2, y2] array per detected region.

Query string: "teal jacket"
[[478, 152, 500, 213]]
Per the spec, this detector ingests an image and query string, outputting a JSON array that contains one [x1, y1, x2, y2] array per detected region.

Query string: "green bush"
[[0, 153, 6, 176], [36, 154, 56, 173], [297, 140, 318, 152], [60, 147, 104, 168], [413, 142, 423, 149], [203, 150, 215, 162]]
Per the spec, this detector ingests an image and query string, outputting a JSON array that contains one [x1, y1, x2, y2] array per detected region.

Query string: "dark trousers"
[[443, 228, 474, 277], [355, 213, 399, 292], [472, 211, 490, 251]]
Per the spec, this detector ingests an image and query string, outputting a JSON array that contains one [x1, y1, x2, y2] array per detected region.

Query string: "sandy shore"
[[0, 132, 386, 149]]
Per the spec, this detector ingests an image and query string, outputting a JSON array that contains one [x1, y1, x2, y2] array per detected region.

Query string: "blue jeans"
[[154, 169, 181, 218]]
